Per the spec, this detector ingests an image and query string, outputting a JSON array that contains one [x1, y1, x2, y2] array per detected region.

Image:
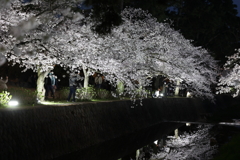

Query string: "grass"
[[0, 85, 123, 108], [1, 86, 196, 109]]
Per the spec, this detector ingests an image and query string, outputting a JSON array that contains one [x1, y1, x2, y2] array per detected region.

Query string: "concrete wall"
[[0, 98, 212, 160]]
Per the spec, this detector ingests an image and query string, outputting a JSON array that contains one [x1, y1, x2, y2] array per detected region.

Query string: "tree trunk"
[[82, 67, 89, 88], [175, 80, 180, 96], [36, 69, 49, 102]]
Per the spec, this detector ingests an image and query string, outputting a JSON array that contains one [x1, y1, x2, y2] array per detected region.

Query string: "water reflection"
[[55, 123, 240, 160], [121, 123, 240, 160], [55, 122, 183, 160], [135, 125, 217, 160]]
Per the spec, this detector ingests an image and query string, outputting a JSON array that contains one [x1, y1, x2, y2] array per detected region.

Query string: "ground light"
[[40, 101, 59, 105], [40, 101, 68, 105], [8, 100, 19, 107]]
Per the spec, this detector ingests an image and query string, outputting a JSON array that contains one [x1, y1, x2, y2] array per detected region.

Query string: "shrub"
[[0, 91, 12, 107], [76, 87, 97, 100], [56, 87, 69, 100], [58, 86, 114, 101], [7, 87, 37, 105], [96, 89, 112, 99]]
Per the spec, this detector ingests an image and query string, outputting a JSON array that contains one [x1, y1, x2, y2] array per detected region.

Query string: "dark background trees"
[[165, 0, 240, 64]]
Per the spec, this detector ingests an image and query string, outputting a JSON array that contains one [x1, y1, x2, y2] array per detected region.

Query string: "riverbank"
[[0, 98, 210, 160]]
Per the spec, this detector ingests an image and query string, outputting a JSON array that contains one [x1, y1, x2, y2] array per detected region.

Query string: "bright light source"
[[160, 93, 164, 97], [186, 92, 192, 98], [40, 101, 52, 105], [8, 100, 19, 107], [186, 123, 191, 126]]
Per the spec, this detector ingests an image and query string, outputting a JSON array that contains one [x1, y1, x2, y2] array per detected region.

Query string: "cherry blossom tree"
[[0, 0, 85, 100], [1, 1, 218, 101], [217, 49, 240, 97], [50, 7, 218, 100], [86, 8, 218, 100]]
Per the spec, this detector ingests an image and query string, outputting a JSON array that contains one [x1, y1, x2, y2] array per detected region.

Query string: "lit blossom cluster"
[[51, 8, 217, 99], [0, 1, 218, 100], [217, 49, 240, 97], [1, 0, 84, 71]]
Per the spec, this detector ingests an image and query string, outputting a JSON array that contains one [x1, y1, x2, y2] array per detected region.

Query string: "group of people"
[[12, 70, 104, 102], [66, 72, 105, 102], [94, 74, 103, 89], [0, 70, 102, 103], [153, 79, 175, 98], [44, 72, 57, 99], [1, 71, 189, 102], [67, 71, 82, 102]]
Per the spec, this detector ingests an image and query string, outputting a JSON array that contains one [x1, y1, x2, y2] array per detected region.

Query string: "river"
[[121, 123, 240, 160]]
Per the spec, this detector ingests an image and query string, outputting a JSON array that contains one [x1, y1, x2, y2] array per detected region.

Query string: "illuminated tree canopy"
[[0, 0, 218, 100], [217, 49, 240, 97]]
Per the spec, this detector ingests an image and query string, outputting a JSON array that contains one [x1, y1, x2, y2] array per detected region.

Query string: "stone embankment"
[[0, 98, 212, 160]]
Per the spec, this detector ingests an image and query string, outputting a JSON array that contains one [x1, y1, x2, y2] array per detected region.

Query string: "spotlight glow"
[[40, 101, 52, 105], [8, 100, 19, 107]]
